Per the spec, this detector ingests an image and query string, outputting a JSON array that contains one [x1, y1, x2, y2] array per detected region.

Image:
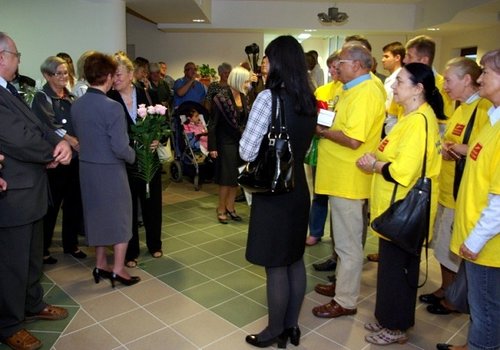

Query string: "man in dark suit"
[[0, 32, 72, 350]]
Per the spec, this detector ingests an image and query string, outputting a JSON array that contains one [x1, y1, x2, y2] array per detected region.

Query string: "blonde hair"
[[114, 52, 134, 73]]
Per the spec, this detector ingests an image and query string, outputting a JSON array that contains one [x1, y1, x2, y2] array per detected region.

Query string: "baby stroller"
[[169, 101, 213, 190]]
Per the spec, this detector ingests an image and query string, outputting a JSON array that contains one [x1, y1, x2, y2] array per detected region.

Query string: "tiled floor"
[[1, 174, 469, 350]]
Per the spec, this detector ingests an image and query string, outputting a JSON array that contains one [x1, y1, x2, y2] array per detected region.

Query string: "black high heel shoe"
[[282, 327, 301, 346], [245, 334, 287, 348], [92, 267, 112, 283], [226, 208, 242, 221], [110, 273, 140, 288]]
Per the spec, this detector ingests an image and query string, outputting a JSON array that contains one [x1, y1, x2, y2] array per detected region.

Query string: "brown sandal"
[[216, 210, 228, 224], [125, 259, 138, 268]]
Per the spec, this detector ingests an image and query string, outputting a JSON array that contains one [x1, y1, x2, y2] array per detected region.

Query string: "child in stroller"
[[183, 108, 208, 158]]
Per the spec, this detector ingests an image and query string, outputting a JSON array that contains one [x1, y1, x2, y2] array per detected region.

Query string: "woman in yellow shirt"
[[356, 63, 444, 345], [420, 57, 490, 315]]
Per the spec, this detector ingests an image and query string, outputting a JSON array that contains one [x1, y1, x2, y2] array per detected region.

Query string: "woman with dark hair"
[[357, 62, 443, 345], [72, 52, 139, 288], [438, 48, 500, 350], [240, 35, 316, 348]]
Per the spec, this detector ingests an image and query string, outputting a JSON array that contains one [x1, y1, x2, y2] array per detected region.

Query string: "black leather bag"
[[237, 90, 294, 194], [453, 106, 477, 200], [371, 115, 431, 257]]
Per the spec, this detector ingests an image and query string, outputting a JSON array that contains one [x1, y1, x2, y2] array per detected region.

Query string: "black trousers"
[[0, 220, 46, 339], [43, 158, 83, 255], [375, 238, 420, 331], [126, 169, 162, 261]]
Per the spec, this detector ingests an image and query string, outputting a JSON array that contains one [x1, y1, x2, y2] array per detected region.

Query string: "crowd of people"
[[0, 28, 498, 350]]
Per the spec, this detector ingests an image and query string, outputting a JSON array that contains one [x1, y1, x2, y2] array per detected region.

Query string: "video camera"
[[245, 43, 260, 74]]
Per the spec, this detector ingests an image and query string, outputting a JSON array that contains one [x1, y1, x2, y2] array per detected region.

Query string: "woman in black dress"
[[208, 66, 250, 224], [239, 35, 317, 348]]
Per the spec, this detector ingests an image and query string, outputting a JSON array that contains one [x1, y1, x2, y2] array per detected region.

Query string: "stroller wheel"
[[194, 175, 200, 191], [170, 160, 183, 182]]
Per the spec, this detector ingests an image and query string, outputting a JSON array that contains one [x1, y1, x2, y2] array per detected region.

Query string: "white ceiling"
[[125, 0, 500, 37]]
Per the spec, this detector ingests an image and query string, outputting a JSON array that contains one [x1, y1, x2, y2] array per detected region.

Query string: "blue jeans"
[[466, 261, 500, 350], [308, 193, 329, 238]]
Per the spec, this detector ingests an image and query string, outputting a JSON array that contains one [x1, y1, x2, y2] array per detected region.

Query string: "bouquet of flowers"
[[130, 104, 170, 197]]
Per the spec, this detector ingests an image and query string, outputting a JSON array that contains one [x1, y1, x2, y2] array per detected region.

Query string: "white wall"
[[126, 14, 263, 80], [0, 0, 126, 82]]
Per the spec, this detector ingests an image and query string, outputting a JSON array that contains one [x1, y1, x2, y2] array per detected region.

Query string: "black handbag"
[[237, 90, 294, 194], [453, 106, 477, 200], [371, 114, 431, 257]]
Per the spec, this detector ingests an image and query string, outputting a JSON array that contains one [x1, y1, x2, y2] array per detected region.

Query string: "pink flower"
[[137, 105, 147, 118], [154, 104, 167, 115], [147, 105, 156, 115]]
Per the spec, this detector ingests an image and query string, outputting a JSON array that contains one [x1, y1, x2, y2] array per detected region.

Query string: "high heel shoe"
[[245, 334, 287, 348], [216, 209, 228, 224], [92, 267, 112, 284], [226, 208, 242, 221], [280, 327, 301, 346], [110, 272, 140, 288]]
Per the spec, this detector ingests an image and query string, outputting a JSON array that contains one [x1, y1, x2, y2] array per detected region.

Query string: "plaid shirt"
[[239, 89, 274, 162]]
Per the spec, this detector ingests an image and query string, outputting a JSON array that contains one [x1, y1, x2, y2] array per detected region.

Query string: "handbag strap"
[[388, 113, 429, 205], [270, 89, 287, 134], [461, 105, 478, 145]]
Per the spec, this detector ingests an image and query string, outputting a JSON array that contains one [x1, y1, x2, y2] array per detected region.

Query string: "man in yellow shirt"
[[403, 35, 455, 124], [312, 44, 386, 318]]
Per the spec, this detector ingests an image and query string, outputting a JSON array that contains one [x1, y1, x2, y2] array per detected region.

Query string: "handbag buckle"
[[268, 139, 275, 146]]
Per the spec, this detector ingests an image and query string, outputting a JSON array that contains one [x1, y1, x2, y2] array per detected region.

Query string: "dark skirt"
[[214, 143, 240, 186], [79, 161, 132, 246], [375, 238, 420, 330]]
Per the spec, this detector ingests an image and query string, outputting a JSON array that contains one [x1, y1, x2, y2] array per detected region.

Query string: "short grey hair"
[[40, 56, 67, 75], [228, 66, 250, 94], [0, 32, 10, 51], [218, 62, 232, 75], [342, 44, 373, 70]]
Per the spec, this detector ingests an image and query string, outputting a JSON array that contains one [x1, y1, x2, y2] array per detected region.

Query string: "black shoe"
[[427, 302, 457, 315], [245, 334, 286, 348], [226, 209, 242, 221], [110, 273, 140, 288], [436, 343, 452, 350], [43, 256, 58, 264], [281, 327, 301, 346], [313, 258, 337, 271], [70, 250, 87, 259], [419, 293, 443, 304], [92, 267, 112, 283]]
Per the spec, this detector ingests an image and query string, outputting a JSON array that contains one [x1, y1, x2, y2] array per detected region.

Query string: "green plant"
[[198, 64, 216, 78]]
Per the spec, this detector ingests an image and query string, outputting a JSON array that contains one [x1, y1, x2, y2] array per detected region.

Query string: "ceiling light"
[[192, 19, 205, 23], [298, 33, 311, 40], [427, 27, 440, 31]]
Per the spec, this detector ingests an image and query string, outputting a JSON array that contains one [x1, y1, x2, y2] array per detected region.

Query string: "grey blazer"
[[0, 86, 62, 227]]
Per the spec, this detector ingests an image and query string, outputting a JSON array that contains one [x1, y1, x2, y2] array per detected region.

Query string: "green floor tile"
[[162, 236, 193, 253], [43, 285, 79, 307], [183, 281, 239, 308], [219, 248, 251, 268], [243, 284, 267, 306], [140, 256, 185, 276], [197, 239, 240, 256], [191, 257, 241, 279], [178, 230, 218, 246], [168, 246, 214, 265], [215, 269, 265, 294], [211, 296, 268, 328], [221, 232, 248, 247], [163, 222, 201, 235], [158, 267, 210, 291]]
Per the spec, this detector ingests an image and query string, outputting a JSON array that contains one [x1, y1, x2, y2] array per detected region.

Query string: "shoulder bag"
[[453, 106, 477, 200], [237, 89, 294, 194], [371, 114, 431, 257]]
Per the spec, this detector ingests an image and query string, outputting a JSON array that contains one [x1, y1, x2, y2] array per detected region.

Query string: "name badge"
[[317, 109, 336, 127]]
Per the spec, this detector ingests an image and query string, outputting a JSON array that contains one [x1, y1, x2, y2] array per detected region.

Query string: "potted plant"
[[198, 64, 216, 86]]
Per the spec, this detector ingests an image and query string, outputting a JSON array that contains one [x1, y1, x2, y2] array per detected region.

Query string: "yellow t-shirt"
[[450, 119, 500, 267], [314, 81, 343, 103], [315, 77, 386, 199], [370, 103, 442, 241], [439, 98, 491, 208]]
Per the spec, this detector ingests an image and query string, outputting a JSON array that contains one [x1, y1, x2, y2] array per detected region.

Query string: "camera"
[[245, 43, 259, 55]]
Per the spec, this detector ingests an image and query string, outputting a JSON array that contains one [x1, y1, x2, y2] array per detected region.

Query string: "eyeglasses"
[[52, 71, 69, 78], [338, 59, 354, 65], [1, 50, 21, 59]]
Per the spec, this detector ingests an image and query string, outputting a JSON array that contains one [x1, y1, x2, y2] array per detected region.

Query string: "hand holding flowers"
[[130, 104, 170, 197]]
